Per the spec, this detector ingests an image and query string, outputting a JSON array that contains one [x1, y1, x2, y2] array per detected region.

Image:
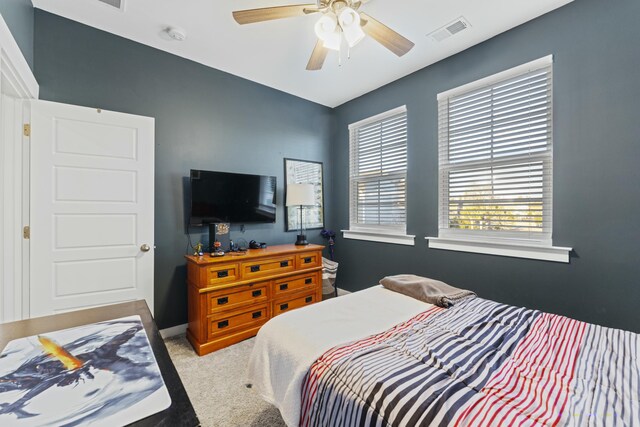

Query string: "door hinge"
[[23, 226, 30, 239], [23, 124, 30, 137]]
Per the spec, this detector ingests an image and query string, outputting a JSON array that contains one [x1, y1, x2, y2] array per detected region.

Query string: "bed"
[[247, 285, 640, 426]]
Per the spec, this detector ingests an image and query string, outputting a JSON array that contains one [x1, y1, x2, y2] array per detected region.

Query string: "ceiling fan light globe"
[[338, 7, 356, 25], [338, 8, 365, 47], [342, 25, 364, 47], [314, 13, 337, 41], [322, 31, 342, 51]]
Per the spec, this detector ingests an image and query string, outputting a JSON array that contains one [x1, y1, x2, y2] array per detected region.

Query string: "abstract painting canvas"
[[0, 316, 171, 426]]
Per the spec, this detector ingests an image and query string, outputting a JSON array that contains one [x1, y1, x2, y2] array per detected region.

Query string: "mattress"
[[246, 285, 433, 427]]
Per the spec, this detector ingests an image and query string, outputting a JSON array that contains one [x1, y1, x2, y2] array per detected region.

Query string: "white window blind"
[[437, 57, 553, 244], [349, 106, 408, 233]]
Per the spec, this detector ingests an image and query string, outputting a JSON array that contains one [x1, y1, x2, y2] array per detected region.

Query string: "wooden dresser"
[[185, 244, 324, 356]]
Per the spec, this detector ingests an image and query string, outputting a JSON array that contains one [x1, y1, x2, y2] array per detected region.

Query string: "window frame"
[[427, 56, 571, 262], [342, 105, 415, 246]]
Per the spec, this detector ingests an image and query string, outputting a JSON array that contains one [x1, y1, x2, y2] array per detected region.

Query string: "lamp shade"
[[286, 183, 315, 207]]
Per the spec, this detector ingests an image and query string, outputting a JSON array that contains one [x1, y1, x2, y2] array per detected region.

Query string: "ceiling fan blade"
[[306, 40, 329, 71], [360, 13, 415, 57], [233, 4, 319, 25]]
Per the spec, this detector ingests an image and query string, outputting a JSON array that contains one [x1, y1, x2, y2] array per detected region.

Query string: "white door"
[[29, 100, 155, 317]]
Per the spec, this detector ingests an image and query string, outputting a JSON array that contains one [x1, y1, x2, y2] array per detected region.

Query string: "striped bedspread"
[[300, 297, 640, 426]]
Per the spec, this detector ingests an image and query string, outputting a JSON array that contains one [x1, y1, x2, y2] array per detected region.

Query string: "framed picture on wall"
[[284, 158, 324, 231]]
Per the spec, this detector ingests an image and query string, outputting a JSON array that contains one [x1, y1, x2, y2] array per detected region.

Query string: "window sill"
[[342, 230, 415, 246], [426, 237, 572, 263]]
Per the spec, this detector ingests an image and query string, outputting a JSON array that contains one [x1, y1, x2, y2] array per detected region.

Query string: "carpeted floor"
[[164, 335, 287, 427]]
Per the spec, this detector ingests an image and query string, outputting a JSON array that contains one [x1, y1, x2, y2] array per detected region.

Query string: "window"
[[429, 56, 571, 262], [343, 106, 414, 245]]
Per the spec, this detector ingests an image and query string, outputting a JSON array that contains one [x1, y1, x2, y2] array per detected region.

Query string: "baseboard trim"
[[160, 323, 187, 339]]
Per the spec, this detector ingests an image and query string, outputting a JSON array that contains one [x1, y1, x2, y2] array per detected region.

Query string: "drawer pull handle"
[[280, 261, 289, 267], [280, 284, 288, 291], [252, 311, 262, 319], [217, 270, 229, 278], [218, 320, 229, 329], [252, 290, 262, 297], [303, 257, 312, 264], [250, 265, 261, 273], [305, 296, 313, 303], [305, 278, 312, 284], [280, 303, 289, 311], [217, 297, 228, 305]]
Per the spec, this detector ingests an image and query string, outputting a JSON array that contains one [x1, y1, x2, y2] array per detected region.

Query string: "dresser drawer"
[[205, 263, 239, 287], [273, 292, 317, 316], [272, 273, 318, 297], [208, 304, 268, 340], [241, 256, 295, 280], [207, 282, 269, 315], [296, 252, 321, 269]]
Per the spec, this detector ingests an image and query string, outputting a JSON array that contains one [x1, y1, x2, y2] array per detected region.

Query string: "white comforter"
[[246, 285, 432, 427]]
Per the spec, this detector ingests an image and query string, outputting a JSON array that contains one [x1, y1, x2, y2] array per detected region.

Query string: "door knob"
[[140, 244, 151, 252]]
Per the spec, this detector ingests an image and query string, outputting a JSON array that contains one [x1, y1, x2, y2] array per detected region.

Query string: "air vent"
[[97, 0, 125, 10], [428, 17, 471, 42], [446, 20, 468, 35]]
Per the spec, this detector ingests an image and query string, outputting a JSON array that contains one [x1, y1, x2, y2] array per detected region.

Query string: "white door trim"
[[0, 13, 38, 323], [0, 14, 38, 99], [1, 96, 27, 323]]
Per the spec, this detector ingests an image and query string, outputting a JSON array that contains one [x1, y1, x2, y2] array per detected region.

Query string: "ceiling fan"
[[232, 0, 415, 71]]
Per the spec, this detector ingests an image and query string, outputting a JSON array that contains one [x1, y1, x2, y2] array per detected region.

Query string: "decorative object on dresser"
[[185, 244, 324, 356], [286, 184, 316, 246], [209, 222, 231, 253]]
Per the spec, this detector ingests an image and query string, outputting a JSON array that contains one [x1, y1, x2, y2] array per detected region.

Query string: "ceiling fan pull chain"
[[338, 29, 343, 67], [348, 46, 351, 60]]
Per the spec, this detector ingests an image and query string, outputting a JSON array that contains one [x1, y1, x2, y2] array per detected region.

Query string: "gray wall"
[[34, 11, 334, 329], [0, 0, 33, 69], [332, 0, 640, 332]]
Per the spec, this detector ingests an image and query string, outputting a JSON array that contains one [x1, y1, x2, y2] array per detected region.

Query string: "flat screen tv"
[[189, 169, 277, 226]]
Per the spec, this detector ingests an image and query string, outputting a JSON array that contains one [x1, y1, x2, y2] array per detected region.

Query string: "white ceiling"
[[31, 0, 573, 107]]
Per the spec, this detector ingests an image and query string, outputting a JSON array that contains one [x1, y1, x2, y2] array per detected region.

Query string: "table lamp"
[[286, 183, 315, 246]]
